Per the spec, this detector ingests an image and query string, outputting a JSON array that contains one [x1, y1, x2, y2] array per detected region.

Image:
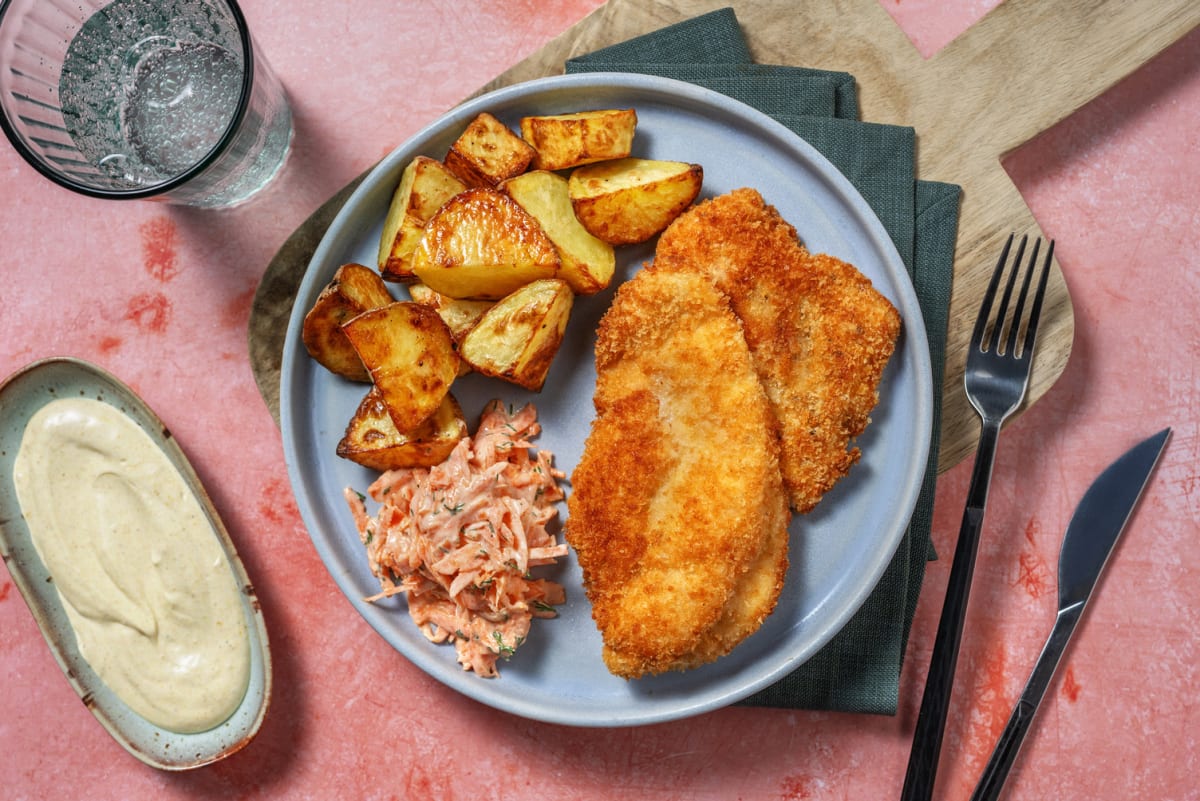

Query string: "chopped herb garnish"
[[493, 631, 517, 658]]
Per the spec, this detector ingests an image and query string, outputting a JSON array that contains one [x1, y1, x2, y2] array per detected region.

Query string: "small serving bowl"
[[0, 357, 271, 770]]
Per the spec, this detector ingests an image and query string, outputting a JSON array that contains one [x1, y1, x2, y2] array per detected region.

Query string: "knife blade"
[[969, 427, 1171, 801]]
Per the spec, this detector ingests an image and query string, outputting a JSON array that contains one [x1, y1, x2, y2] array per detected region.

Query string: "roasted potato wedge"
[[407, 282, 493, 376], [519, 108, 636, 171], [501, 170, 615, 295], [411, 187, 560, 300], [459, 278, 574, 391], [337, 387, 467, 470], [302, 263, 395, 381], [378, 156, 466, 282], [444, 112, 536, 188], [340, 302, 458, 431], [406, 282, 494, 342], [568, 158, 704, 245]]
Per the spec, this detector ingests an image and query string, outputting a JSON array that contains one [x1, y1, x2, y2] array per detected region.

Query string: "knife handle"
[[901, 419, 1002, 801], [970, 604, 1084, 801]]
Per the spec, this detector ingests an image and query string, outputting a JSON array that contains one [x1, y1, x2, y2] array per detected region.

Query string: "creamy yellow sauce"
[[13, 397, 250, 734]]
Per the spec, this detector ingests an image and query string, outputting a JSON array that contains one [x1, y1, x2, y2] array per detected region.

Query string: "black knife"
[[969, 427, 1171, 801]]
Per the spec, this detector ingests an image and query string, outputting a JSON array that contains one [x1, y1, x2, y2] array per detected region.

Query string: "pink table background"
[[2, 2, 1197, 799]]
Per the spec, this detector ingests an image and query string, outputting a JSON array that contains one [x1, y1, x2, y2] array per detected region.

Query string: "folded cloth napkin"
[[568, 7, 959, 715]]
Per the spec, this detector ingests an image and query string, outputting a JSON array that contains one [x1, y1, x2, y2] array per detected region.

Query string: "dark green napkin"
[[569, 8, 959, 715]]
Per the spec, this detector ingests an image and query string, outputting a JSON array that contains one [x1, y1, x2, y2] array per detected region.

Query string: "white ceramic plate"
[[0, 357, 272, 768], [280, 73, 931, 727]]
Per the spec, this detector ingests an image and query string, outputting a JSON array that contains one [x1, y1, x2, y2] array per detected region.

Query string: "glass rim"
[[0, 0, 257, 200]]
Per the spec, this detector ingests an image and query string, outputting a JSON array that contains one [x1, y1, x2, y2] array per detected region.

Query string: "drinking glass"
[[0, 0, 293, 208]]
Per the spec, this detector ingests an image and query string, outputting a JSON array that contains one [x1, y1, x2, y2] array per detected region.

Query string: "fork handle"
[[900, 418, 1003, 801]]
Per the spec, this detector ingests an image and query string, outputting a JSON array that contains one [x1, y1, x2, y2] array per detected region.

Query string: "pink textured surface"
[[1, 2, 1197, 798], [879, 0, 1005, 58]]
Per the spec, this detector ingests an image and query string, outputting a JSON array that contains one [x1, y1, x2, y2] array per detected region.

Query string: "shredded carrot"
[[344, 400, 567, 677]]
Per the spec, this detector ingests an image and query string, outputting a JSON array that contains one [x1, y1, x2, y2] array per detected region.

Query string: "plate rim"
[[280, 71, 933, 726]]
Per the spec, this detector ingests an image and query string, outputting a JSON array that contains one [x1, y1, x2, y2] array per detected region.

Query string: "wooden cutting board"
[[249, 0, 1199, 473]]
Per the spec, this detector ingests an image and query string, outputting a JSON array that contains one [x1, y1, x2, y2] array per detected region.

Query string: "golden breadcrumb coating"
[[567, 267, 789, 678], [654, 188, 901, 513]]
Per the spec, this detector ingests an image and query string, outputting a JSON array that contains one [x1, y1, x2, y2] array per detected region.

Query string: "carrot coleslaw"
[[344, 400, 567, 677]]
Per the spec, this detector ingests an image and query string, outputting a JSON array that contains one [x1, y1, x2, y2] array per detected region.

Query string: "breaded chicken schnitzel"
[[667, 496, 790, 672], [655, 188, 901, 513], [566, 267, 790, 678]]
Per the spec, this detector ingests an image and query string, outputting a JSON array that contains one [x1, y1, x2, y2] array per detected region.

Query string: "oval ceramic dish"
[[280, 73, 932, 726], [0, 357, 271, 770]]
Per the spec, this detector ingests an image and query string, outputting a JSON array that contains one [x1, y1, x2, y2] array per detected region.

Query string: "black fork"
[[901, 233, 1055, 801]]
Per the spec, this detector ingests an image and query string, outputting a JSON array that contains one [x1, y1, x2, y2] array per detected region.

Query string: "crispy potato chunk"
[[337, 387, 467, 470], [378, 156, 466, 282], [568, 158, 703, 245], [407, 282, 494, 342], [444, 112, 536, 188], [459, 278, 574, 391], [340, 302, 458, 431], [501, 170, 615, 295], [520, 108, 636, 171], [302, 263, 395, 381], [411, 187, 560, 300], [407, 282, 493, 376]]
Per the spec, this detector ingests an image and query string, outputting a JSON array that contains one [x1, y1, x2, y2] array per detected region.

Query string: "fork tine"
[[989, 235, 1028, 354], [1003, 238, 1041, 357], [1019, 239, 1054, 359], [971, 233, 1015, 352]]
